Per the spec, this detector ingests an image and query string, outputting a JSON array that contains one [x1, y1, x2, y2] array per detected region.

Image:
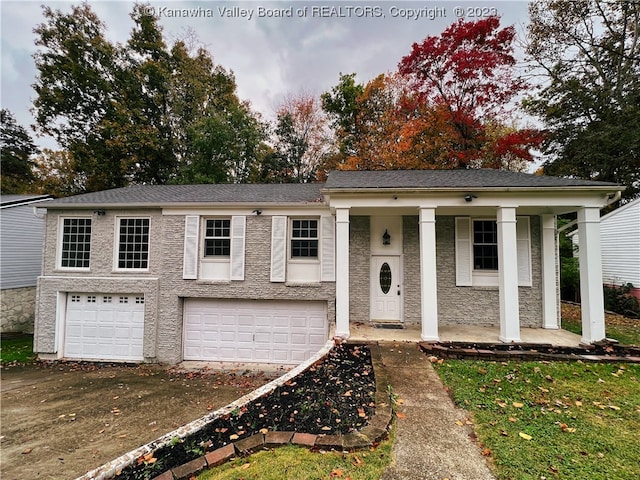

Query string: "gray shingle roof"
[[324, 169, 621, 189], [46, 183, 325, 207]]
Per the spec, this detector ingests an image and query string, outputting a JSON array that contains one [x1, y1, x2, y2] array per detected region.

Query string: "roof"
[[46, 183, 325, 207], [323, 169, 621, 190], [0, 194, 53, 208], [600, 197, 640, 222]]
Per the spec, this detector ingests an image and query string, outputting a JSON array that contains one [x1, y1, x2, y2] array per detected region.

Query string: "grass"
[[561, 302, 640, 345], [0, 334, 35, 364], [197, 435, 393, 480], [435, 359, 640, 480]]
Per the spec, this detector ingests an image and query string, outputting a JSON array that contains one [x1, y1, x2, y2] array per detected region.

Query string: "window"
[[204, 219, 230, 257], [473, 220, 498, 270], [117, 218, 150, 269], [60, 218, 92, 268], [291, 219, 318, 258]]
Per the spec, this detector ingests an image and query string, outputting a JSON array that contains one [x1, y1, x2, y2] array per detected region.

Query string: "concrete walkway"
[[376, 342, 495, 480]]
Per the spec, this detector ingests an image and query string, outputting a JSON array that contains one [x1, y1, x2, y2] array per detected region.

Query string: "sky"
[[1, 0, 532, 150]]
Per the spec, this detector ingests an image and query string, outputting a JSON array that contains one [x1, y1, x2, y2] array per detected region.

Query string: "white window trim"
[[57, 216, 92, 271], [113, 216, 151, 272], [471, 218, 499, 286], [456, 216, 532, 288], [288, 217, 321, 264], [202, 218, 231, 259]]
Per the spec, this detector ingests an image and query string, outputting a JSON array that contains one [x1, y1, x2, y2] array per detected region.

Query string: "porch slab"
[[342, 323, 582, 347]]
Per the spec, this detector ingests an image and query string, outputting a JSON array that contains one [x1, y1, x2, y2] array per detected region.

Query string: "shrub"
[[604, 283, 640, 318]]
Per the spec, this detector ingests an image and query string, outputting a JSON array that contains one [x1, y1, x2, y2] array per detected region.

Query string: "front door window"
[[379, 262, 392, 294]]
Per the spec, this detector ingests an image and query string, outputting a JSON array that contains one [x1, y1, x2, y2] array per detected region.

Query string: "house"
[[570, 198, 640, 299], [33, 170, 622, 364], [1, 194, 53, 333]]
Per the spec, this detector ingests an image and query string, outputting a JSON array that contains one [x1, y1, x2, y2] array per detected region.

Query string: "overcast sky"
[[1, 1, 532, 149]]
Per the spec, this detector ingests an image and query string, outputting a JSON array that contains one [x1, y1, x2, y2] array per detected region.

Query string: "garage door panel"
[[183, 299, 327, 363], [64, 293, 144, 362]]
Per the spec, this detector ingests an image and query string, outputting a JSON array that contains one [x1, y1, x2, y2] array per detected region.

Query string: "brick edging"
[[419, 341, 640, 363], [150, 342, 393, 480]]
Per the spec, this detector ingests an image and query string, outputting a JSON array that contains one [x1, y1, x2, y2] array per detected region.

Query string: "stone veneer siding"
[[351, 215, 544, 328], [35, 209, 335, 364], [1, 286, 37, 333], [349, 217, 370, 323]]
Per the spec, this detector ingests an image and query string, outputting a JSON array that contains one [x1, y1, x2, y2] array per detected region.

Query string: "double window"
[[60, 218, 92, 269], [117, 218, 150, 270], [291, 219, 318, 258], [204, 219, 231, 257]]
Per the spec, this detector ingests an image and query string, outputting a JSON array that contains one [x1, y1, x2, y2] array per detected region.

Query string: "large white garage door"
[[64, 293, 144, 361], [183, 299, 328, 364]]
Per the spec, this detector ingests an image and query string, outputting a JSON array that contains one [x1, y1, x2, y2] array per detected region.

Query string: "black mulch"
[[115, 343, 376, 479]]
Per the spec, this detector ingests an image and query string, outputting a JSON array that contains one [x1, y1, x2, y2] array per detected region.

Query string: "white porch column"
[[577, 207, 606, 343], [419, 208, 439, 341], [497, 207, 521, 342], [541, 214, 559, 329], [334, 208, 350, 338]]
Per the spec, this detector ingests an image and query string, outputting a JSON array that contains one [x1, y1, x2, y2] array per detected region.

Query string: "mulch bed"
[[115, 343, 376, 479]]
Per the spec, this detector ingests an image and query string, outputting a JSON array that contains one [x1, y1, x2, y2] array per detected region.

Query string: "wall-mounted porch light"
[[382, 229, 391, 245]]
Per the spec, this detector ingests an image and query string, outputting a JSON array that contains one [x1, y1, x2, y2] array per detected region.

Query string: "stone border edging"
[[77, 340, 335, 480], [419, 341, 640, 363], [148, 342, 393, 480], [77, 340, 393, 480]]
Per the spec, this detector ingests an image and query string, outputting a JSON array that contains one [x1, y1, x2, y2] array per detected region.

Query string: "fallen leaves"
[[519, 432, 532, 441]]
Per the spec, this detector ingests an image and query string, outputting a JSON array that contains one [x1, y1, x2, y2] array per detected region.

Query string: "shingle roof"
[[324, 169, 621, 189], [46, 183, 325, 207]]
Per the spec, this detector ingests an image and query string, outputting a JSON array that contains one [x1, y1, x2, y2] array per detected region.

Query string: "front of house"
[[34, 170, 622, 364]]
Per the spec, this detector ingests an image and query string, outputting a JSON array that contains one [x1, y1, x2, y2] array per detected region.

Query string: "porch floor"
[[340, 323, 582, 347]]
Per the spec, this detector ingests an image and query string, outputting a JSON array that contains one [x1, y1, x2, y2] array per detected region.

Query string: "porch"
[[340, 323, 582, 347]]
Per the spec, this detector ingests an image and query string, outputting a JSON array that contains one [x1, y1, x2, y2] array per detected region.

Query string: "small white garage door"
[[64, 293, 144, 361], [183, 299, 328, 363]]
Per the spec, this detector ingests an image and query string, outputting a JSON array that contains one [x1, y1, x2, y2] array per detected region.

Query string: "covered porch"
[[341, 323, 582, 347], [323, 170, 623, 346]]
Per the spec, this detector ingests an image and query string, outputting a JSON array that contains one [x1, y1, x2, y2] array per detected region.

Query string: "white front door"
[[371, 256, 402, 322]]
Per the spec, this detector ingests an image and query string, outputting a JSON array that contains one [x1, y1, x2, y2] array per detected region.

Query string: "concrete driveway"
[[0, 362, 272, 480]]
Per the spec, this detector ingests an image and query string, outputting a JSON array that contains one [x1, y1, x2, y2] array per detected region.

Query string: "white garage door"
[[183, 299, 328, 364], [64, 293, 144, 361]]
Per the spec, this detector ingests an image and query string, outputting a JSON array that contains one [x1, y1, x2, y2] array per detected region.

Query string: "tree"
[[177, 101, 267, 184], [320, 73, 364, 160], [0, 109, 38, 193], [269, 93, 333, 182], [321, 18, 542, 173], [398, 16, 541, 169], [525, 0, 640, 200], [32, 3, 267, 190], [31, 149, 84, 197]]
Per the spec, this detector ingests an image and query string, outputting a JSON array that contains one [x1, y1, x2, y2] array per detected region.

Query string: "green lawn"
[[0, 335, 35, 364], [198, 438, 392, 480], [561, 302, 640, 345], [435, 360, 640, 480]]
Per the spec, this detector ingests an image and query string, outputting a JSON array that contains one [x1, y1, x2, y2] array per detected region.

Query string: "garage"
[[64, 293, 145, 361], [183, 299, 328, 363]]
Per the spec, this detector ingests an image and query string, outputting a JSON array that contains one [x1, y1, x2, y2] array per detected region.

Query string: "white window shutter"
[[183, 215, 199, 280], [516, 216, 532, 287], [230, 216, 246, 281], [270, 216, 287, 282], [455, 217, 472, 286], [321, 215, 335, 282]]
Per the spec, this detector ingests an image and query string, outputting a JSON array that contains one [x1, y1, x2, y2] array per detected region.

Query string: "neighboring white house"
[[572, 198, 640, 300], [33, 170, 623, 364], [1, 194, 53, 333]]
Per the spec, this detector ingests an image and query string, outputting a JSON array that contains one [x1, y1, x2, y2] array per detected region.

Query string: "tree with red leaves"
[[397, 16, 542, 169]]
